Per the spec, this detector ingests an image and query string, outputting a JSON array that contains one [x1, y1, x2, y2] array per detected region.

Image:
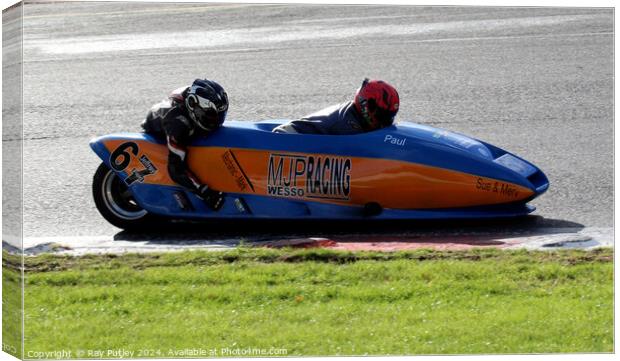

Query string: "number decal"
[[109, 141, 158, 185], [125, 155, 158, 185], [110, 142, 139, 171]]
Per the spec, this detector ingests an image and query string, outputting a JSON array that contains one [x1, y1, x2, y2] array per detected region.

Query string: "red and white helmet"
[[353, 78, 400, 130]]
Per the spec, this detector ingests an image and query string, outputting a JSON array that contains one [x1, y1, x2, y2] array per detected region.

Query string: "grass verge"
[[18, 247, 613, 356], [2, 251, 23, 359]]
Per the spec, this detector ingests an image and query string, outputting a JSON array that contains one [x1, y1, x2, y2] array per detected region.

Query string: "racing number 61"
[[109, 141, 158, 185]]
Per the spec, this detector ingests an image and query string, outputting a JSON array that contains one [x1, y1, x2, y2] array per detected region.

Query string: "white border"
[[0, 1, 617, 361], [0, 0, 618, 10]]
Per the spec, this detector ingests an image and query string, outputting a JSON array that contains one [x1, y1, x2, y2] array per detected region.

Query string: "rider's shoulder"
[[169, 86, 190, 102]]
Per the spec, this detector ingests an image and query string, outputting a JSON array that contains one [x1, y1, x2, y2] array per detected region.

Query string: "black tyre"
[[92, 162, 154, 230]]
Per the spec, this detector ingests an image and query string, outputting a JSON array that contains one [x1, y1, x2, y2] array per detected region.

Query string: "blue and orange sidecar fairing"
[[90, 120, 549, 227]]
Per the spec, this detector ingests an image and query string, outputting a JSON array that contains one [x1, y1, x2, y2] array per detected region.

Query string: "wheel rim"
[[101, 169, 148, 220]]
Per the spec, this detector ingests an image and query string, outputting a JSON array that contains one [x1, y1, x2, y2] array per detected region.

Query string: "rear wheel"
[[92, 162, 154, 230]]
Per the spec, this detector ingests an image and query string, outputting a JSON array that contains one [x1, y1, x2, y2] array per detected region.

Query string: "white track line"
[[25, 14, 608, 55], [23, 4, 259, 20], [23, 31, 612, 64]]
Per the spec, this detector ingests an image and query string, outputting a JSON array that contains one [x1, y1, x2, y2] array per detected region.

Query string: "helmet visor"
[[373, 107, 397, 128], [193, 107, 223, 130]]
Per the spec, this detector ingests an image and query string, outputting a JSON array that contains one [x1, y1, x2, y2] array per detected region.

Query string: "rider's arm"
[[272, 103, 363, 135], [162, 113, 200, 191], [166, 134, 202, 192], [163, 114, 224, 210]]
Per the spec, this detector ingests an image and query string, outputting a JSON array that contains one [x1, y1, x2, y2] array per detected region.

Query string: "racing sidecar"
[[90, 120, 549, 229]]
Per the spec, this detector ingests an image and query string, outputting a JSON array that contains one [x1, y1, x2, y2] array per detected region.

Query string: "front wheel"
[[92, 162, 154, 230]]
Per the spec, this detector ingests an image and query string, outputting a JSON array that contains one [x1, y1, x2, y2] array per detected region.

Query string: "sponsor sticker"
[[222, 149, 254, 192], [267, 153, 352, 200], [476, 177, 521, 198]]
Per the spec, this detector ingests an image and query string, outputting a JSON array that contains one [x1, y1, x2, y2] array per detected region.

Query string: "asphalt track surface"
[[3, 3, 614, 253]]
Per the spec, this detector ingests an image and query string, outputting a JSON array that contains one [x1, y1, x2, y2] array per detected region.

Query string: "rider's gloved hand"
[[197, 185, 225, 211]]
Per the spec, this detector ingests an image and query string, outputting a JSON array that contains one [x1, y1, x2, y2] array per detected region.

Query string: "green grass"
[[18, 248, 613, 357], [2, 251, 23, 359]]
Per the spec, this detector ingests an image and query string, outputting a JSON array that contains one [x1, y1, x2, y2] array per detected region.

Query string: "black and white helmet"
[[185, 78, 229, 131]]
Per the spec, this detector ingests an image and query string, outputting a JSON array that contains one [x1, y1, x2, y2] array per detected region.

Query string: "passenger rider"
[[141, 78, 228, 211]]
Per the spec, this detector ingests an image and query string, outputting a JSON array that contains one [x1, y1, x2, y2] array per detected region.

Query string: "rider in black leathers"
[[141, 79, 228, 210], [272, 78, 400, 135]]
